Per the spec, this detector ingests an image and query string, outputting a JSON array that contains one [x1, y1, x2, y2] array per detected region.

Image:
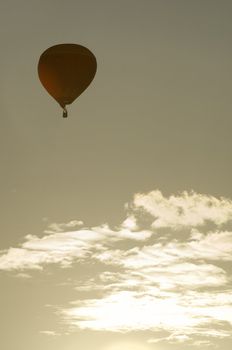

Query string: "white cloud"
[[0, 233, 90, 271], [0, 226, 150, 271], [120, 215, 138, 230], [147, 334, 191, 344], [46, 220, 84, 233], [1, 189, 232, 346], [62, 289, 232, 332], [133, 190, 232, 228], [40, 330, 59, 336]]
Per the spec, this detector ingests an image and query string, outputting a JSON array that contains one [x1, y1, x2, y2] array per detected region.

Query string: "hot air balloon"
[[38, 43, 97, 118]]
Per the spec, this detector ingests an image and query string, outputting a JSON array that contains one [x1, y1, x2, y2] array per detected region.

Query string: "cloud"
[[45, 220, 84, 233], [120, 215, 138, 230], [0, 226, 150, 271], [62, 289, 232, 332], [1, 190, 232, 346], [40, 330, 59, 337], [133, 190, 232, 228]]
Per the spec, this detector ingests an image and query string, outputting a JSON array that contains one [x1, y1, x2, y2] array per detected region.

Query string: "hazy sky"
[[1, 1, 232, 349]]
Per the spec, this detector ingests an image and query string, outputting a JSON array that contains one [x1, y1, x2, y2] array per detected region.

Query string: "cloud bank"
[[1, 190, 232, 346]]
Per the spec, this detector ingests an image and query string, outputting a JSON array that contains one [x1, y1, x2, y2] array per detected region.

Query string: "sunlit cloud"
[[62, 289, 232, 332], [46, 220, 84, 233], [40, 330, 59, 337], [0, 225, 150, 271], [133, 190, 232, 228], [1, 190, 232, 346]]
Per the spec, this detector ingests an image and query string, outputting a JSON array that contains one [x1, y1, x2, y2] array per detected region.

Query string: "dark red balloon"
[[38, 44, 97, 117]]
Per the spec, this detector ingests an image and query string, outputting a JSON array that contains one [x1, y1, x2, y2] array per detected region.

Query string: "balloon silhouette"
[[38, 44, 97, 118]]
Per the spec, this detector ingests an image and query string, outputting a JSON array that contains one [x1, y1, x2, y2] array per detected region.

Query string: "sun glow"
[[104, 342, 150, 350]]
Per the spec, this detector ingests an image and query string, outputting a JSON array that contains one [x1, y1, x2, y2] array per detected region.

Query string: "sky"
[[1, 1, 232, 349]]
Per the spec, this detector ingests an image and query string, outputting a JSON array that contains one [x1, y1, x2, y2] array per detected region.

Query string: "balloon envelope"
[[38, 43, 97, 111]]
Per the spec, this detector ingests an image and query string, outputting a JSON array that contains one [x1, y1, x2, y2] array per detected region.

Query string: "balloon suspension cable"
[[63, 106, 68, 118]]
